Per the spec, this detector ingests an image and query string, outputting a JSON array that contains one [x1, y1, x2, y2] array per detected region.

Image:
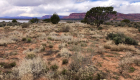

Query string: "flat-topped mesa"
[[62, 13, 86, 20]]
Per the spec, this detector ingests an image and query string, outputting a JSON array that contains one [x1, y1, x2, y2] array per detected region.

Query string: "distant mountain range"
[[1, 12, 140, 21], [0, 16, 41, 20]]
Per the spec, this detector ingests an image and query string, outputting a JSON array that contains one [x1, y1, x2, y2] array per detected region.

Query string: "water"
[[0, 20, 29, 23]]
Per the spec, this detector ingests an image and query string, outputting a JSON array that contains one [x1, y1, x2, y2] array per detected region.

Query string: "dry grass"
[[59, 48, 71, 58], [104, 41, 136, 51], [12, 57, 47, 79]]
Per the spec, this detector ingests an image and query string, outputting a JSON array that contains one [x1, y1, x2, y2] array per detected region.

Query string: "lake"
[[0, 20, 29, 23]]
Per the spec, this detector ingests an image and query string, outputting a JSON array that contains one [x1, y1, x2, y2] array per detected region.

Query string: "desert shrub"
[[60, 25, 70, 32], [12, 57, 47, 79], [50, 64, 58, 71], [61, 69, 67, 75], [125, 37, 138, 45], [62, 59, 68, 65], [26, 54, 36, 59], [27, 38, 31, 43], [21, 23, 29, 28], [98, 27, 103, 30], [49, 44, 53, 48], [81, 42, 87, 47], [0, 62, 16, 68], [106, 33, 138, 45], [43, 19, 51, 23], [22, 38, 26, 41], [127, 23, 132, 27], [104, 22, 111, 25], [51, 13, 60, 24], [138, 28, 140, 32], [121, 19, 130, 23], [129, 67, 135, 73], [29, 18, 39, 23], [12, 19, 17, 23]]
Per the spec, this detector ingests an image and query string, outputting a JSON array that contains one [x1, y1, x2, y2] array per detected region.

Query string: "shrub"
[[125, 37, 138, 45], [29, 18, 39, 23], [49, 44, 53, 48], [22, 38, 26, 41], [26, 54, 36, 59], [129, 67, 135, 73], [12, 57, 47, 79], [60, 26, 70, 32], [62, 59, 68, 65], [27, 38, 31, 43], [98, 27, 103, 30], [121, 19, 130, 23], [21, 23, 29, 28], [138, 28, 140, 32], [12, 19, 17, 23], [50, 64, 58, 71], [61, 69, 67, 75], [51, 13, 60, 24], [43, 19, 51, 23], [106, 33, 138, 45], [0, 62, 16, 68]]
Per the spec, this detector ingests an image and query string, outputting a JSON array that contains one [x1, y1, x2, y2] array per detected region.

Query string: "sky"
[[0, 0, 140, 17]]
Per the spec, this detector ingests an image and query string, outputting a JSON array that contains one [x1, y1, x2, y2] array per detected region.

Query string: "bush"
[[26, 54, 36, 59], [29, 18, 39, 23], [62, 59, 68, 65], [22, 38, 26, 41], [121, 19, 130, 23], [106, 33, 138, 45], [49, 44, 53, 48], [61, 69, 67, 75], [138, 28, 140, 32], [12, 19, 17, 23], [98, 27, 103, 30], [50, 64, 58, 71], [43, 19, 51, 23], [21, 23, 29, 28], [125, 37, 138, 45], [27, 38, 31, 43], [60, 26, 70, 32], [0, 62, 16, 68], [51, 13, 60, 24]]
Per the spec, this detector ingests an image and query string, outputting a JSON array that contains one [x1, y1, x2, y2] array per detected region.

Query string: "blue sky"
[[0, 0, 140, 17]]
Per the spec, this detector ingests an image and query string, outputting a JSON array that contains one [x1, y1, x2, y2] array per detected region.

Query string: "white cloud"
[[0, 0, 140, 17]]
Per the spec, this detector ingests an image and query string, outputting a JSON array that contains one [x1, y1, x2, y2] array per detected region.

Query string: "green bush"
[[98, 27, 103, 30], [43, 19, 51, 23], [125, 37, 138, 45], [50, 64, 58, 71], [106, 33, 138, 45], [62, 59, 68, 65], [0, 62, 16, 68], [121, 19, 130, 23], [12, 19, 17, 23], [61, 69, 67, 75], [29, 18, 39, 23], [27, 38, 31, 43], [51, 13, 60, 24]]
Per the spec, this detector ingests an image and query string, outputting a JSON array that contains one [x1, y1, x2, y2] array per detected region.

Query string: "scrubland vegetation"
[[0, 7, 140, 80]]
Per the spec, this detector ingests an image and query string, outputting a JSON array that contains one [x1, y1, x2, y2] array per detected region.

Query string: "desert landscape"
[[0, 20, 140, 80]]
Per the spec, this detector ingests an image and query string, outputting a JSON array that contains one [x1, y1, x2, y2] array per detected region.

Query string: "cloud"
[[0, 0, 140, 17]]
